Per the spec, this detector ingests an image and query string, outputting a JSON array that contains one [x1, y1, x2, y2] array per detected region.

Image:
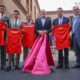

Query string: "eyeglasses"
[[73, 9, 79, 11]]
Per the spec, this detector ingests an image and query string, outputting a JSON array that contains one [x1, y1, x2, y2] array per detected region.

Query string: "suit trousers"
[[1, 46, 6, 68], [58, 48, 69, 66], [73, 35, 80, 65]]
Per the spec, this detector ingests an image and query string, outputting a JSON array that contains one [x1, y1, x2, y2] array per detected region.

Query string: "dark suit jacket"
[[24, 22, 35, 25], [53, 16, 69, 26], [0, 14, 9, 28], [35, 17, 52, 37]]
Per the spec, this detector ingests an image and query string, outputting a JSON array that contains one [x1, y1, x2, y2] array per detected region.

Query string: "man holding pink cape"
[[22, 10, 55, 75]]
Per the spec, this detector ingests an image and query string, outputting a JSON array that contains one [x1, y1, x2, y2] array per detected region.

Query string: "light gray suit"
[[8, 18, 23, 67], [9, 18, 23, 29], [72, 14, 80, 65]]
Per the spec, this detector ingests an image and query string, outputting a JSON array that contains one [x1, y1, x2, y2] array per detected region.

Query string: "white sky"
[[38, 0, 79, 11]]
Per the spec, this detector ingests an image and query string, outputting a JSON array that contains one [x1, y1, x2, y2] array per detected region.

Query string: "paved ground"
[[0, 50, 80, 80]]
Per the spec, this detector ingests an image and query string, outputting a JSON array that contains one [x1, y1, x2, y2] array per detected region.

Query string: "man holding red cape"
[[0, 5, 9, 70], [23, 10, 55, 75], [52, 8, 70, 69], [22, 14, 35, 62], [6, 10, 23, 71]]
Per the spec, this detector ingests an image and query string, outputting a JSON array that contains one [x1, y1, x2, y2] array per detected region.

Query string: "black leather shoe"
[[65, 65, 70, 69], [56, 65, 63, 69], [72, 65, 80, 68], [5, 66, 11, 71], [15, 65, 21, 70], [1, 66, 4, 70]]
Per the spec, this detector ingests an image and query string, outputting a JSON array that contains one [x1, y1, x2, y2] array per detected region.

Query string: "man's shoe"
[[15, 65, 21, 70], [5, 66, 11, 71], [1, 66, 4, 70], [72, 65, 80, 68], [65, 65, 70, 69], [56, 65, 63, 69]]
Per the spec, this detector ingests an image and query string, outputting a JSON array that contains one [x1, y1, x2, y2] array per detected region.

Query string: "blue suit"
[[35, 17, 52, 37], [53, 16, 69, 66], [72, 14, 80, 65], [53, 16, 69, 25]]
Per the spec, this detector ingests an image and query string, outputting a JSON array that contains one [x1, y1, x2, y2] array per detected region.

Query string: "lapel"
[[57, 18, 59, 25], [57, 16, 64, 25], [40, 18, 43, 27], [12, 19, 15, 28], [44, 18, 47, 27], [62, 16, 65, 24]]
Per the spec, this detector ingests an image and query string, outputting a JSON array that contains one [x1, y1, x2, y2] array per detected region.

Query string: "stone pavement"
[[0, 50, 80, 80]]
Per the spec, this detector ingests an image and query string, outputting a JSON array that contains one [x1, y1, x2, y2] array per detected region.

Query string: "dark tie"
[[15, 19, 17, 26]]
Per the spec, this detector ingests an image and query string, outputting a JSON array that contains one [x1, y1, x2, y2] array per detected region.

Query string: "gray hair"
[[73, 6, 79, 9], [26, 14, 32, 18]]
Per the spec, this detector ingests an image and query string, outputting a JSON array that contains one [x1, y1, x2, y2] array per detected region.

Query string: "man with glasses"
[[72, 6, 80, 68]]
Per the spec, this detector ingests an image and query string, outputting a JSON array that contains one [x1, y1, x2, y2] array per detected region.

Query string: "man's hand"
[[69, 21, 72, 27], [38, 31, 44, 35], [5, 22, 8, 26], [44, 30, 47, 33]]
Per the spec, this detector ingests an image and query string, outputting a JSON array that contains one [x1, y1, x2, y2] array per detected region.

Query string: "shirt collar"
[[0, 13, 5, 17], [14, 18, 19, 21], [58, 16, 63, 19]]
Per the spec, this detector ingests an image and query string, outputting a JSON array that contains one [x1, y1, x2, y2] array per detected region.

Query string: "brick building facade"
[[0, 0, 40, 21]]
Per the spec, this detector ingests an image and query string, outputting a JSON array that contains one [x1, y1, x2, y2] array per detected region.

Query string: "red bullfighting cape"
[[23, 34, 55, 75], [0, 21, 6, 46], [6, 29, 22, 54], [22, 24, 35, 47], [52, 23, 70, 50]]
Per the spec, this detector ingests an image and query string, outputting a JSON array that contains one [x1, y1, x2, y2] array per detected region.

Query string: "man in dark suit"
[[35, 10, 52, 37], [53, 8, 69, 69], [0, 5, 9, 70]]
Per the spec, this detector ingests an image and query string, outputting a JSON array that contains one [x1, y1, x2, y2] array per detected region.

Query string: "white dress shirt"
[[58, 17, 63, 25], [0, 13, 5, 20], [41, 18, 46, 27], [14, 18, 19, 26]]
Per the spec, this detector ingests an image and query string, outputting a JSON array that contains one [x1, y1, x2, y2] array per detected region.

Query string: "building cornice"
[[46, 10, 73, 14]]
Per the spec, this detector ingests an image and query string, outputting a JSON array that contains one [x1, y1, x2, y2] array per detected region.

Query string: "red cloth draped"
[[0, 21, 5, 46], [52, 23, 70, 50], [22, 24, 35, 47], [6, 29, 22, 54]]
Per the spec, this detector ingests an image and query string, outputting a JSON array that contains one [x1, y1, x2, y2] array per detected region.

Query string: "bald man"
[[35, 10, 52, 38]]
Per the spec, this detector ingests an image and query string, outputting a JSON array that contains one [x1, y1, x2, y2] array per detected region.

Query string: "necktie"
[[15, 19, 17, 26]]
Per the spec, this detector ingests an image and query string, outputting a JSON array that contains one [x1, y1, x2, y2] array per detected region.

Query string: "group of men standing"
[[0, 4, 80, 72]]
